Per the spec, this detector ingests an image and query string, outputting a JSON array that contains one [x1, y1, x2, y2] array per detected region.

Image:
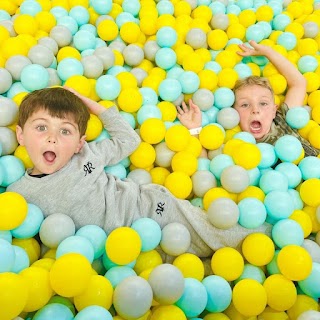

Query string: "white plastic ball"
[[38, 37, 59, 55], [5, 55, 32, 81], [122, 44, 144, 67], [191, 170, 217, 198], [217, 107, 240, 129], [210, 13, 229, 30], [160, 222, 191, 256], [94, 46, 115, 70], [155, 142, 175, 167], [303, 22, 319, 39], [28, 44, 55, 68], [192, 88, 214, 111], [0, 96, 18, 126], [0, 127, 18, 155], [127, 169, 152, 185], [220, 165, 250, 193], [81, 55, 104, 79], [49, 25, 73, 47], [185, 28, 207, 49], [130, 68, 147, 87], [207, 197, 240, 229], [297, 310, 320, 320], [0, 68, 12, 94], [143, 40, 160, 62], [302, 239, 320, 264]]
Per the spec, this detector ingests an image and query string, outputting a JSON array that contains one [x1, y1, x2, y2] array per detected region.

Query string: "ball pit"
[[0, 0, 320, 319]]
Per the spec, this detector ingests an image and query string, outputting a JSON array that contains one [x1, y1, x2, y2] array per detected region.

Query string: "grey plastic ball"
[[81, 55, 104, 78], [0, 20, 16, 36], [94, 46, 115, 70], [0, 96, 18, 126], [303, 22, 319, 39], [220, 164, 250, 193], [108, 39, 126, 53], [217, 107, 240, 129], [143, 40, 160, 61], [0, 127, 18, 155], [155, 141, 175, 167], [5, 55, 32, 81], [37, 36, 59, 55], [28, 44, 55, 67], [0, 68, 12, 94], [191, 170, 217, 198], [130, 67, 147, 87], [47, 68, 62, 87], [123, 44, 144, 67], [185, 28, 207, 49], [49, 25, 72, 47], [127, 169, 152, 185], [192, 88, 214, 111], [210, 13, 230, 31]]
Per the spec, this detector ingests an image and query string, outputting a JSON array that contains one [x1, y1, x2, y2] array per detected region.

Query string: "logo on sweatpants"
[[156, 202, 165, 216]]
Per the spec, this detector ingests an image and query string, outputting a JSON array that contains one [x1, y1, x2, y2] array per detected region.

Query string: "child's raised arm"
[[237, 40, 307, 108]]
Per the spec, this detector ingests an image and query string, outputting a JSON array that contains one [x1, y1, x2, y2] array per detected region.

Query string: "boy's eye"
[[36, 125, 47, 131], [241, 103, 249, 108], [260, 102, 268, 106], [61, 128, 71, 135]]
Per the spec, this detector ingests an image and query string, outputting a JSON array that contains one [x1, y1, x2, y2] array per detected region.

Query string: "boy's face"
[[234, 85, 277, 140], [16, 109, 86, 175]]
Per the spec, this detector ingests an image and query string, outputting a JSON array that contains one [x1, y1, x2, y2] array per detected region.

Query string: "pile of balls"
[[1, 0, 320, 319]]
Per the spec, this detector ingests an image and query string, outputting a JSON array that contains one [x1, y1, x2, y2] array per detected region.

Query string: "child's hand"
[[237, 40, 270, 57], [177, 99, 202, 129], [64, 86, 106, 115]]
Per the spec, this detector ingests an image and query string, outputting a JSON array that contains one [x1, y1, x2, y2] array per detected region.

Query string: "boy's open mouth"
[[250, 120, 262, 132], [43, 151, 56, 163]]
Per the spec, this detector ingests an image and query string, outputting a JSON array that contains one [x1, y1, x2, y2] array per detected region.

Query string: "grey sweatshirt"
[[8, 107, 271, 257]]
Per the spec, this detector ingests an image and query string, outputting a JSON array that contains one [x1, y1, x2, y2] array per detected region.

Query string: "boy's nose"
[[251, 106, 260, 114], [47, 135, 57, 143]]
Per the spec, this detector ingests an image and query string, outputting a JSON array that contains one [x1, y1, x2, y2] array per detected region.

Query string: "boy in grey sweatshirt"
[[7, 87, 271, 257]]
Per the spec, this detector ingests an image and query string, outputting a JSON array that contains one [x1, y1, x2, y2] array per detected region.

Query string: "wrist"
[[189, 127, 202, 135]]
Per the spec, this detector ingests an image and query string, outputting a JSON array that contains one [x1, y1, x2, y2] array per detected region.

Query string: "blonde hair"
[[234, 76, 274, 96]]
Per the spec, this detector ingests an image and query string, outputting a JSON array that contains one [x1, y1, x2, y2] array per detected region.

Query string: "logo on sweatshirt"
[[84, 162, 95, 176], [155, 202, 165, 216]]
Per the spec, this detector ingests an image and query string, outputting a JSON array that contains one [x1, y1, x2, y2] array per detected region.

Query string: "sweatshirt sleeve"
[[88, 106, 141, 165]]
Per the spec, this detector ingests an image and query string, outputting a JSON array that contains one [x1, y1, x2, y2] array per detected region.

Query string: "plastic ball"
[[127, 169, 152, 185], [39, 213, 76, 249], [298, 262, 320, 298], [298, 156, 320, 180], [199, 124, 225, 150], [178, 71, 200, 94], [272, 219, 304, 248], [0, 272, 28, 320], [150, 305, 187, 320], [133, 250, 162, 275], [220, 164, 250, 193], [202, 275, 232, 313], [242, 233, 275, 266], [171, 151, 198, 176], [211, 247, 244, 281], [137, 104, 162, 124], [257, 142, 278, 169], [287, 294, 319, 320], [49, 253, 92, 297], [208, 196, 239, 229], [0, 95, 17, 126], [192, 88, 215, 111], [94, 46, 115, 70], [299, 178, 320, 208], [259, 170, 289, 194], [263, 274, 297, 312], [0, 238, 15, 272], [298, 310, 320, 320], [191, 170, 217, 198], [11, 245, 30, 273], [148, 263, 185, 304], [20, 64, 49, 91], [139, 118, 166, 145], [105, 266, 137, 288], [131, 218, 162, 252], [28, 44, 55, 68], [186, 28, 207, 49], [33, 303, 74, 320], [232, 142, 262, 170], [297, 55, 318, 73], [156, 26, 177, 48], [207, 29, 228, 50], [238, 197, 267, 229], [246, 24, 265, 43], [123, 44, 144, 66], [0, 127, 18, 155], [303, 22, 319, 39], [175, 278, 208, 318], [130, 142, 156, 169], [232, 279, 267, 317], [173, 253, 205, 281], [165, 124, 191, 152], [214, 87, 235, 109], [158, 78, 182, 102], [216, 107, 240, 129], [235, 263, 266, 284], [154, 142, 175, 167], [160, 222, 191, 256], [74, 305, 112, 320]]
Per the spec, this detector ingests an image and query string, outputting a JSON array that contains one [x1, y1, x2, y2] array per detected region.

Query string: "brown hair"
[[233, 75, 274, 96], [18, 87, 90, 136]]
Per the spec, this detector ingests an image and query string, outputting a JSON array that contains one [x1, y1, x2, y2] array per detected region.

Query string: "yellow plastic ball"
[[300, 178, 320, 207], [277, 245, 312, 281], [156, 13, 176, 29], [49, 253, 92, 297], [257, 306, 289, 320], [165, 125, 191, 152], [312, 106, 320, 124], [173, 253, 205, 281], [97, 19, 119, 41], [184, 136, 203, 158], [109, 3, 123, 20], [12, 238, 41, 265], [297, 38, 318, 56], [134, 250, 163, 275], [57, 46, 81, 62], [308, 124, 320, 149], [137, 59, 154, 73], [268, 73, 287, 95], [35, 11, 56, 33], [199, 125, 225, 150], [106, 227, 142, 265], [263, 274, 297, 312], [64, 75, 91, 97], [303, 206, 320, 233], [308, 90, 320, 109], [116, 71, 138, 90], [304, 72, 320, 93], [198, 69, 218, 91], [226, 23, 246, 40], [32, 258, 55, 271], [247, 62, 261, 76], [203, 314, 230, 320], [164, 171, 192, 199], [287, 294, 319, 320], [211, 247, 244, 281], [242, 233, 275, 266], [237, 186, 265, 202], [192, 5, 212, 22], [215, 51, 238, 69], [256, 5, 274, 22], [150, 167, 170, 186], [14, 14, 39, 36], [238, 9, 257, 27], [157, 101, 177, 122], [290, 209, 312, 238], [0, 192, 28, 230], [120, 21, 141, 44], [1, 37, 29, 59], [298, 120, 318, 139], [218, 68, 239, 89], [171, 151, 198, 176], [232, 142, 262, 170], [130, 142, 156, 169], [203, 187, 231, 211], [287, 1, 304, 18], [175, 44, 194, 66], [118, 88, 143, 112], [182, 52, 205, 73], [174, 1, 191, 17], [14, 145, 33, 169], [285, 22, 304, 39], [150, 305, 187, 320], [139, 118, 166, 145], [232, 279, 267, 317], [85, 114, 103, 141], [195, 47, 211, 64], [0, 272, 28, 320], [113, 49, 124, 66], [223, 138, 244, 156], [207, 29, 228, 50], [20, 267, 53, 312], [0, 25, 10, 44], [74, 275, 113, 311], [140, 17, 157, 36]]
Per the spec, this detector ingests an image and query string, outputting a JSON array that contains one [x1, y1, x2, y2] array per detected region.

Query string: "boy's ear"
[[75, 135, 86, 153], [16, 125, 25, 146]]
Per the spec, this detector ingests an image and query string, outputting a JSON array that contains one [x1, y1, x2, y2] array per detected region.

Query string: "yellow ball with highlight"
[[304, 72, 320, 93], [268, 73, 287, 95], [13, 14, 38, 36], [85, 114, 103, 141], [35, 11, 56, 33], [287, 294, 319, 320], [285, 22, 304, 39], [218, 68, 238, 89], [14, 145, 33, 169], [0, 25, 10, 44], [237, 186, 265, 202], [175, 44, 194, 65], [173, 253, 205, 281], [1, 37, 29, 59], [174, 1, 192, 17], [164, 171, 192, 199], [184, 136, 202, 158], [308, 90, 320, 109], [297, 38, 318, 56], [165, 125, 191, 152], [226, 23, 246, 40], [157, 101, 177, 122], [64, 75, 91, 97], [118, 88, 143, 112], [198, 69, 218, 91], [232, 142, 262, 170], [57, 46, 81, 62], [290, 209, 312, 238], [116, 71, 138, 89], [97, 19, 119, 41], [171, 151, 198, 176], [120, 22, 141, 44], [182, 52, 205, 73], [134, 250, 163, 275], [256, 5, 274, 22], [199, 125, 225, 150], [140, 17, 157, 36], [150, 167, 170, 186], [238, 9, 256, 27], [298, 120, 318, 139], [308, 125, 320, 149], [215, 51, 237, 69], [130, 142, 156, 169], [140, 118, 166, 145], [207, 29, 228, 50]]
